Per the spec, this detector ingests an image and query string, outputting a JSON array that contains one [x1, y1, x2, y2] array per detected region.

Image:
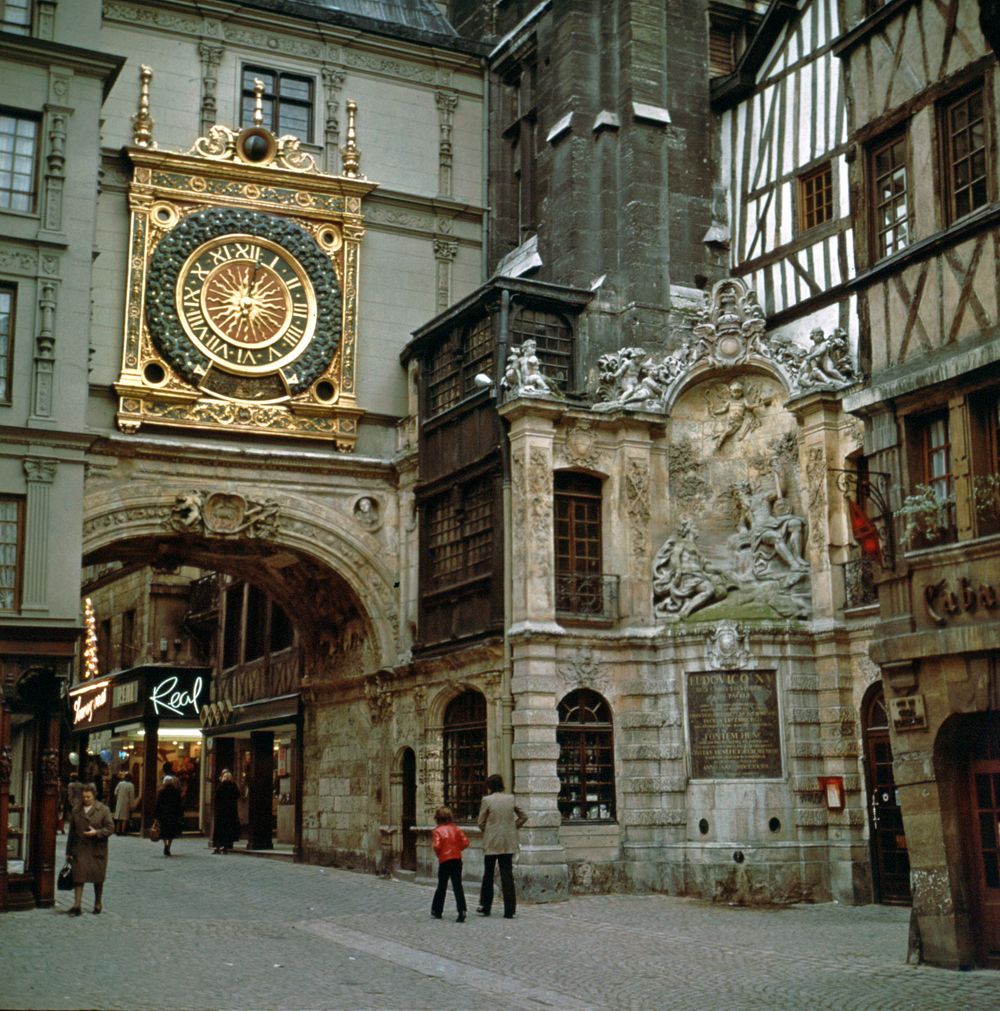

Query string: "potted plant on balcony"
[[973, 473, 1000, 535], [897, 484, 955, 550]]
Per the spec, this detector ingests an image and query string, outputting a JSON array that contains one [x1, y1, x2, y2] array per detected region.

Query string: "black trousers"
[[432, 858, 466, 916], [479, 852, 515, 916]]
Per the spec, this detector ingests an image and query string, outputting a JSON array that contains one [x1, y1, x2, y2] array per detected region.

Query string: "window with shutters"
[[557, 689, 616, 821]]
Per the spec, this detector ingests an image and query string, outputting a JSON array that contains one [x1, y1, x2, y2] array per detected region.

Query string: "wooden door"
[[965, 733, 1000, 967], [401, 748, 416, 872], [862, 687, 911, 904]]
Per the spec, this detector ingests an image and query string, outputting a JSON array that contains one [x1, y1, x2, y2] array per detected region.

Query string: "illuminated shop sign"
[[148, 674, 205, 718], [70, 680, 112, 728], [113, 680, 138, 708]]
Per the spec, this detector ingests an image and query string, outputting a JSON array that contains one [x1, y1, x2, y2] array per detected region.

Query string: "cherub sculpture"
[[503, 338, 557, 397], [704, 379, 771, 451]]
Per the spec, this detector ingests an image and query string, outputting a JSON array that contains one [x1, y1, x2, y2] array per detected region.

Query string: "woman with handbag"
[[64, 784, 114, 916], [153, 774, 184, 856]]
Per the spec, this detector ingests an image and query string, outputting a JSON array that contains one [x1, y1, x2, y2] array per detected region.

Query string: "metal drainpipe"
[[497, 288, 514, 789], [481, 57, 491, 281]]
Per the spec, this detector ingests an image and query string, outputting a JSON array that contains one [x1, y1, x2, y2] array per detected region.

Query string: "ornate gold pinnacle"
[[340, 100, 362, 178], [132, 65, 155, 148], [252, 78, 265, 128]]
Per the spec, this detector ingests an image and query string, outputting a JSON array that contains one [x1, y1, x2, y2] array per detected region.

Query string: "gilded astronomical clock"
[[115, 72, 376, 447]]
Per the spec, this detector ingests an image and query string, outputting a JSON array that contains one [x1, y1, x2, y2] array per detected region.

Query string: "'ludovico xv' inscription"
[[686, 670, 781, 779]]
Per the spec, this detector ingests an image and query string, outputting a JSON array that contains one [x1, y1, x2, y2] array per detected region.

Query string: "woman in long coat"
[[154, 775, 184, 856], [113, 772, 136, 835], [65, 785, 114, 915], [212, 769, 241, 853]]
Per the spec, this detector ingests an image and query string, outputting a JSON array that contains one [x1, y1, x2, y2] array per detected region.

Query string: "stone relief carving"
[[502, 339, 560, 398], [703, 379, 772, 451], [652, 519, 732, 620], [624, 457, 651, 567], [168, 490, 279, 538], [706, 621, 755, 670], [796, 327, 855, 391], [365, 671, 395, 725], [558, 646, 610, 695], [353, 495, 381, 530], [592, 347, 677, 413], [668, 438, 710, 504], [563, 421, 601, 470], [805, 446, 828, 557]]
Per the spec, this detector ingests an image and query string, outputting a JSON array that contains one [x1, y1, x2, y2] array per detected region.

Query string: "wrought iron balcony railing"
[[555, 572, 619, 621], [842, 558, 878, 610]]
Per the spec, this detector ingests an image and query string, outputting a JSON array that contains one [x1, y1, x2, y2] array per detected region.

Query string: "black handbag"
[[57, 863, 74, 891]]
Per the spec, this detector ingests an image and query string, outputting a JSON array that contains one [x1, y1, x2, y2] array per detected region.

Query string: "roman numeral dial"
[[176, 234, 318, 375]]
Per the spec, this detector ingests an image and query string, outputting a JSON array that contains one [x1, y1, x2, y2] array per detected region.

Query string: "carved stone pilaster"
[[42, 106, 68, 234], [624, 456, 651, 576], [22, 458, 57, 610], [37, 0, 57, 40], [31, 282, 57, 419], [435, 90, 458, 197], [321, 66, 346, 172], [433, 237, 457, 312], [198, 42, 225, 135]]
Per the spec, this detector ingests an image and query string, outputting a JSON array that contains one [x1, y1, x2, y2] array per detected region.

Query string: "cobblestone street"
[[1, 836, 997, 1010]]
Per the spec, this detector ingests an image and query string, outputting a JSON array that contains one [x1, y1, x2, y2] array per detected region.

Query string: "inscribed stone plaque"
[[686, 670, 782, 779]]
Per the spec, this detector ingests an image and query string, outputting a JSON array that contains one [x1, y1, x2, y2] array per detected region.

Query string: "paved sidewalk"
[[1, 835, 996, 1010]]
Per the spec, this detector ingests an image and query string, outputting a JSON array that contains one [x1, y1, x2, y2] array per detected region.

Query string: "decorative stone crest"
[[706, 621, 755, 670], [502, 340, 560, 398], [591, 279, 858, 413], [563, 421, 600, 469], [168, 491, 279, 538], [557, 646, 610, 695]]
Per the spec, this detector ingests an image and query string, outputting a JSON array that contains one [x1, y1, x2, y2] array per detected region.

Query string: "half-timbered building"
[[836, 0, 1000, 970]]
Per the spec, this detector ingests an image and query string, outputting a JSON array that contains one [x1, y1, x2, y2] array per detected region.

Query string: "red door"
[[862, 686, 911, 904], [967, 749, 1000, 967]]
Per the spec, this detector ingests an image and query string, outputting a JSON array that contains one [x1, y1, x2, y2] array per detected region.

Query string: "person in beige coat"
[[65, 785, 114, 916], [476, 774, 527, 919]]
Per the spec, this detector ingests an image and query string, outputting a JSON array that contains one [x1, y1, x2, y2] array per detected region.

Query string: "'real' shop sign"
[[146, 669, 207, 718]]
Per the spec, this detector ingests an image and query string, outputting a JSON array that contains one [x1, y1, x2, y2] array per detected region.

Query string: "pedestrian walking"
[[476, 774, 527, 919], [431, 806, 469, 923], [154, 774, 184, 857], [113, 772, 136, 835], [65, 784, 114, 916], [212, 769, 241, 854]]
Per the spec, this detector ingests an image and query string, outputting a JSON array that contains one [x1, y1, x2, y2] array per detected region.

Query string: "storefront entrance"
[[862, 684, 911, 905]]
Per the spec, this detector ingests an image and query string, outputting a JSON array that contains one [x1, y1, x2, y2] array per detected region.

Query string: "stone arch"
[[81, 482, 399, 672], [663, 358, 795, 415]]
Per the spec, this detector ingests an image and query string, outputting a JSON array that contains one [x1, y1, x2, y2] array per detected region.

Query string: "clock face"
[[145, 207, 341, 403], [177, 235, 317, 374]]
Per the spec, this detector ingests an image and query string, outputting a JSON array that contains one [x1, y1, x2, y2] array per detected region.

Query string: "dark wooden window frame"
[[557, 689, 616, 822], [939, 81, 990, 225], [868, 128, 910, 262], [904, 408, 957, 545], [554, 472, 603, 577], [509, 306, 573, 391], [426, 475, 494, 591], [0, 283, 15, 404], [442, 690, 486, 822], [424, 317, 496, 421], [241, 66, 315, 143], [797, 161, 835, 233], [0, 493, 24, 612]]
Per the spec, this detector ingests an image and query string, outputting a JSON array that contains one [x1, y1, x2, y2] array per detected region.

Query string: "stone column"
[[21, 459, 56, 612], [503, 402, 567, 900], [435, 90, 458, 197], [37, 0, 57, 40], [198, 43, 224, 135], [42, 106, 68, 235], [433, 238, 457, 314]]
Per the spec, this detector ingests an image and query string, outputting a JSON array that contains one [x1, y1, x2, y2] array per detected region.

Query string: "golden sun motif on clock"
[[203, 261, 289, 345], [175, 233, 318, 375]]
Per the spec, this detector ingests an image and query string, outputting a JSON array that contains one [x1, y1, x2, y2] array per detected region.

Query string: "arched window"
[[557, 689, 615, 821], [443, 691, 487, 821]]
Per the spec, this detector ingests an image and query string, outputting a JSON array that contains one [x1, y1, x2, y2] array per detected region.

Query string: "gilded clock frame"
[[115, 138, 376, 449]]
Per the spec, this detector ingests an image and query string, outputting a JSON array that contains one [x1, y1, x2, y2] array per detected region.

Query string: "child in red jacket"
[[431, 805, 469, 922]]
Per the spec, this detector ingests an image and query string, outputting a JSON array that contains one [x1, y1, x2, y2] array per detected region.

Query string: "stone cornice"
[[0, 31, 125, 97]]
